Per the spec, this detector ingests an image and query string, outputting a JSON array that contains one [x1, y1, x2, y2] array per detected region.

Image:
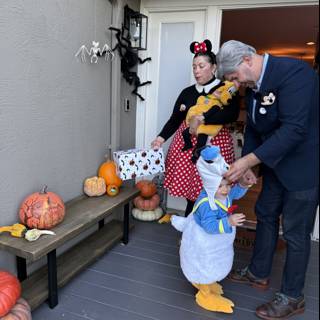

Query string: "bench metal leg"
[[99, 219, 105, 229], [47, 249, 58, 308], [16, 256, 27, 281], [122, 202, 130, 245]]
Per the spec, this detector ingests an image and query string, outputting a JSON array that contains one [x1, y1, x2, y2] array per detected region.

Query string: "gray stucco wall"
[[0, 0, 140, 272]]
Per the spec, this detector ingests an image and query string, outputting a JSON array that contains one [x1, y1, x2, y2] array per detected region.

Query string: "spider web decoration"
[[75, 41, 114, 64]]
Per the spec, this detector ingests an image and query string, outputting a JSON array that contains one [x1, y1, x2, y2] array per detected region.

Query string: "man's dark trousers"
[[249, 167, 318, 298]]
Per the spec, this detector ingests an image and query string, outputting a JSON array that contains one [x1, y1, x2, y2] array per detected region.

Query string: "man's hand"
[[189, 115, 204, 136], [238, 169, 257, 187], [224, 153, 260, 182], [228, 213, 246, 227]]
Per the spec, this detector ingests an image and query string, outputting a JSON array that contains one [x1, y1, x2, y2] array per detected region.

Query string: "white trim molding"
[[141, 0, 317, 9], [110, 0, 122, 154]]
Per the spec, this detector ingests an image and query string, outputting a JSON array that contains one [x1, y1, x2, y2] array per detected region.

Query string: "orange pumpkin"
[[0, 271, 21, 317], [106, 185, 119, 197], [98, 160, 122, 188], [133, 194, 160, 211], [19, 186, 65, 230], [0, 298, 31, 320], [135, 180, 157, 198]]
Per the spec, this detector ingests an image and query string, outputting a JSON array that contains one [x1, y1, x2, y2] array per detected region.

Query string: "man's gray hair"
[[216, 40, 256, 79]]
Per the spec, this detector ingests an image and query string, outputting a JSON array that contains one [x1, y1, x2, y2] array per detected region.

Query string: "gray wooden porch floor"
[[32, 219, 319, 320]]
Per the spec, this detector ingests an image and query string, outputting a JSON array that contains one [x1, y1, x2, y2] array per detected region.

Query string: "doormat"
[[235, 228, 286, 251]]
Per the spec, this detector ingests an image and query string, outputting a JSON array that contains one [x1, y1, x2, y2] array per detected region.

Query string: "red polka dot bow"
[[194, 42, 208, 54]]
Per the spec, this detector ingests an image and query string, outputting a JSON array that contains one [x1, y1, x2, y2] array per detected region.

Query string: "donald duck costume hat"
[[196, 146, 230, 210]]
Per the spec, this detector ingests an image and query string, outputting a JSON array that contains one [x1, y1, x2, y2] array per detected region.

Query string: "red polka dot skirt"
[[164, 121, 235, 201]]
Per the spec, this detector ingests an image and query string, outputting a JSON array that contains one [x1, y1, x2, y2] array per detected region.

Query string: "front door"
[[139, 10, 206, 211]]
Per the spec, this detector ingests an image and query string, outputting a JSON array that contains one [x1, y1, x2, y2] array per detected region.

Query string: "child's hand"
[[189, 115, 204, 135], [228, 213, 246, 227]]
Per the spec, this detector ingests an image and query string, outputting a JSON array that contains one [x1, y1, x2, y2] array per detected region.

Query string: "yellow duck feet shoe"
[[195, 285, 234, 313], [209, 282, 224, 295], [192, 282, 224, 295], [158, 213, 172, 224], [196, 292, 234, 313]]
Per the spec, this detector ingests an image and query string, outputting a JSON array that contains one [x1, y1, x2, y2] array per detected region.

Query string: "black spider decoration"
[[109, 25, 152, 101]]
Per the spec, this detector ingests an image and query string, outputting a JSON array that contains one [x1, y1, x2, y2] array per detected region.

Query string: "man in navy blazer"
[[216, 40, 319, 319]]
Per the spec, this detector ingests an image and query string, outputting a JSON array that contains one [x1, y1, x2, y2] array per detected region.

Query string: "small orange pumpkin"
[[135, 180, 157, 198], [106, 185, 119, 197], [98, 160, 122, 188], [133, 194, 160, 211], [83, 176, 106, 197], [0, 298, 32, 320]]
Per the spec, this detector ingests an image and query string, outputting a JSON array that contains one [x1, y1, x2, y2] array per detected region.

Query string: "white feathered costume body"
[[171, 146, 235, 284], [172, 212, 236, 284]]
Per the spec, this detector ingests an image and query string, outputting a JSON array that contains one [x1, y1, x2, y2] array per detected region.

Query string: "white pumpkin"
[[132, 207, 163, 221], [83, 176, 106, 197]]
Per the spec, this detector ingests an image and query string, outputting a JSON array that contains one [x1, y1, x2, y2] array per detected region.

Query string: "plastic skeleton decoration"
[[75, 41, 114, 64], [109, 26, 152, 101]]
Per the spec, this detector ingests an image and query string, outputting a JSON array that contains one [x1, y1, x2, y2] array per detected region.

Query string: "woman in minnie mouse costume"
[[151, 39, 240, 216]]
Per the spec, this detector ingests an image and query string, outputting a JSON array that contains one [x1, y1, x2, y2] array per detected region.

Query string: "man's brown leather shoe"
[[228, 266, 269, 290], [255, 293, 305, 319]]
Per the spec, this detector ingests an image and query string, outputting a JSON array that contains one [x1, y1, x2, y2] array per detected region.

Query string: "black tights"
[[185, 199, 195, 217]]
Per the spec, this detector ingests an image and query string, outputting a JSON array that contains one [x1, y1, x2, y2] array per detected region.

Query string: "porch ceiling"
[[221, 5, 319, 64]]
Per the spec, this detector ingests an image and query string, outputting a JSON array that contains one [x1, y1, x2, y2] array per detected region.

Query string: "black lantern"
[[124, 5, 148, 50]]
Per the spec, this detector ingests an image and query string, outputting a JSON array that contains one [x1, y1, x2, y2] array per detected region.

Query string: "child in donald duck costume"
[[160, 145, 251, 313]]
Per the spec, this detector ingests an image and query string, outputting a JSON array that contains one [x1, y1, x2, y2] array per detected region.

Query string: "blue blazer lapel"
[[259, 55, 276, 95], [245, 55, 276, 124], [245, 89, 254, 123]]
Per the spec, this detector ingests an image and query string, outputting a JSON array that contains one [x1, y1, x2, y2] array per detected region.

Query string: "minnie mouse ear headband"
[[190, 40, 216, 64], [190, 39, 213, 54]]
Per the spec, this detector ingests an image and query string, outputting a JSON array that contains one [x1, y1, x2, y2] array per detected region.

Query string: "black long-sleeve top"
[[158, 79, 240, 141]]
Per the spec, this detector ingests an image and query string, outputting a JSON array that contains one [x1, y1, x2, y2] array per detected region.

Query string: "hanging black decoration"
[[109, 23, 152, 101]]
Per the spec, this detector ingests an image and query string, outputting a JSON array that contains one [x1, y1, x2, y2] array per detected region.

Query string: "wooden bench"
[[0, 186, 139, 310]]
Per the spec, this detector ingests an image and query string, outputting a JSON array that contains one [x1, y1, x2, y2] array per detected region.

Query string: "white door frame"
[[136, 0, 317, 148], [137, 0, 319, 222]]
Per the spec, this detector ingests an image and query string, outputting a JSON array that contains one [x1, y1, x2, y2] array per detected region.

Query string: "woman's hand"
[[189, 115, 204, 135], [228, 213, 246, 227], [212, 90, 221, 99], [151, 136, 165, 150]]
